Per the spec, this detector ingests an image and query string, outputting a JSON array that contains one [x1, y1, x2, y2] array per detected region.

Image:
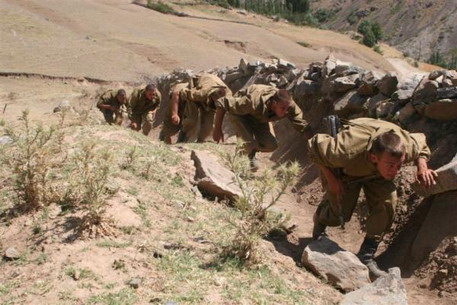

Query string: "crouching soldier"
[[213, 84, 313, 171], [307, 117, 437, 279], [159, 73, 231, 144], [97, 89, 127, 125], [128, 84, 162, 136]]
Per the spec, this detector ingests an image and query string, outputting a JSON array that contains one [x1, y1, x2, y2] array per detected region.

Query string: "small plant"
[[373, 45, 383, 54], [120, 146, 138, 170], [6, 110, 64, 212], [220, 142, 300, 264], [297, 41, 311, 48], [147, 1, 176, 15]]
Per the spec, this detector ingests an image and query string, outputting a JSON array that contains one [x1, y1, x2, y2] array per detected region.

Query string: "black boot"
[[357, 237, 387, 280], [247, 150, 259, 172], [312, 212, 327, 240]]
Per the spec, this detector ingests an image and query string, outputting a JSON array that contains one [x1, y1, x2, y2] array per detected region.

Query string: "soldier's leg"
[[181, 102, 200, 142], [102, 110, 115, 125], [114, 111, 124, 126], [230, 115, 258, 155], [142, 111, 155, 136], [130, 114, 142, 131], [251, 121, 277, 152], [197, 109, 215, 142], [315, 181, 362, 227], [159, 117, 181, 144], [362, 178, 397, 239]]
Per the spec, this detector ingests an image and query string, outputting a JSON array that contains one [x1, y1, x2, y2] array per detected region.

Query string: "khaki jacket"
[[307, 118, 431, 177], [97, 90, 125, 111], [128, 88, 161, 116], [179, 73, 232, 111], [215, 84, 309, 133]]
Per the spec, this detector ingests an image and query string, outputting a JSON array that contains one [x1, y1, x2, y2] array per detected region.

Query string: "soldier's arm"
[[213, 108, 225, 143], [287, 101, 313, 138], [170, 89, 181, 125]]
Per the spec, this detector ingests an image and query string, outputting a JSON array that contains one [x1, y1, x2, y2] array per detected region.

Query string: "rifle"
[[324, 115, 345, 229]]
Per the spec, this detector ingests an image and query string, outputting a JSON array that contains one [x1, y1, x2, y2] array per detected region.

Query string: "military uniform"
[[215, 84, 310, 154], [96, 90, 126, 125], [128, 88, 161, 135], [307, 117, 431, 239], [160, 73, 232, 143]]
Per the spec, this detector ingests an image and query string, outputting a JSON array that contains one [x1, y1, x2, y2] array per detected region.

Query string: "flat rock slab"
[[340, 267, 408, 305], [301, 237, 370, 292], [412, 159, 457, 197], [191, 150, 242, 201]]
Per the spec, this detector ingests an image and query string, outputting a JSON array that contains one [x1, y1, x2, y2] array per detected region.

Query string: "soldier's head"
[[116, 89, 127, 104], [209, 87, 227, 102], [270, 89, 291, 118], [369, 131, 406, 180], [144, 84, 157, 101]]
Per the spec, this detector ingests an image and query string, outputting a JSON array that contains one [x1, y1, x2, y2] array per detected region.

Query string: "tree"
[[286, 0, 310, 13]]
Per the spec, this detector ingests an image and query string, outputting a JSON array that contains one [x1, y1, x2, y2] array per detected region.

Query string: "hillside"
[[311, 0, 457, 65]]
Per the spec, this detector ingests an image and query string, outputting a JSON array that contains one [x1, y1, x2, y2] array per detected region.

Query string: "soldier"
[[212, 84, 312, 170], [307, 117, 437, 279], [128, 84, 162, 136], [159, 73, 231, 144], [96, 89, 127, 125]]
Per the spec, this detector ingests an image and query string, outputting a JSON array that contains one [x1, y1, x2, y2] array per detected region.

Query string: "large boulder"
[[423, 99, 457, 121], [357, 71, 382, 96], [377, 73, 398, 97], [340, 268, 408, 305], [301, 237, 370, 292], [412, 159, 457, 197], [190, 150, 242, 201], [334, 91, 367, 118], [331, 74, 360, 93]]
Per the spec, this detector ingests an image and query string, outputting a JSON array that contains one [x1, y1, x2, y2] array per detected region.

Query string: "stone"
[[301, 237, 370, 292], [357, 71, 382, 96], [367, 93, 388, 117], [428, 70, 445, 80], [436, 86, 457, 99], [4, 247, 20, 260], [0, 136, 13, 145], [191, 150, 242, 201], [294, 79, 319, 98], [53, 100, 73, 113], [391, 89, 414, 105], [334, 91, 367, 117], [340, 268, 408, 305], [377, 73, 398, 97], [423, 99, 457, 121], [277, 58, 295, 69], [322, 54, 337, 77], [412, 159, 457, 197], [376, 100, 395, 118], [127, 277, 142, 289], [413, 79, 439, 104], [238, 58, 249, 74], [396, 103, 416, 123], [331, 74, 360, 93]]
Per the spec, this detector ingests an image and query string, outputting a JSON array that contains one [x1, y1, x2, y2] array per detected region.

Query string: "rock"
[[127, 277, 142, 289], [294, 79, 319, 98], [436, 86, 457, 99], [442, 78, 454, 87], [423, 99, 457, 121], [334, 91, 367, 118], [238, 58, 249, 74], [331, 74, 360, 93], [428, 70, 445, 80], [277, 58, 295, 69], [322, 54, 337, 77], [340, 268, 408, 305], [396, 103, 416, 123], [391, 89, 414, 105], [53, 100, 73, 113], [191, 150, 242, 201], [367, 93, 388, 117], [357, 71, 382, 96], [412, 159, 457, 197], [0, 136, 13, 145], [413, 79, 439, 104], [4, 247, 20, 260], [301, 237, 370, 292], [376, 100, 395, 118], [377, 73, 398, 97]]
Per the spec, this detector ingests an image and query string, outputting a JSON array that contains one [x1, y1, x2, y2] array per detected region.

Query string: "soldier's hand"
[[212, 128, 224, 143], [416, 168, 437, 187], [171, 113, 180, 125], [130, 122, 138, 130]]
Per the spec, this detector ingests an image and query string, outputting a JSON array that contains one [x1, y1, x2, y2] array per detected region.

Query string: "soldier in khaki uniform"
[[159, 73, 231, 144], [213, 84, 312, 169], [128, 84, 162, 136], [96, 89, 127, 125], [307, 117, 437, 279]]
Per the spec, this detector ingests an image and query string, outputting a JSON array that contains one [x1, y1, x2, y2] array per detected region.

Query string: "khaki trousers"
[[230, 115, 278, 155]]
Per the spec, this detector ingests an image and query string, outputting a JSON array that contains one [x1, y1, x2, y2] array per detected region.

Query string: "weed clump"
[[221, 142, 300, 264]]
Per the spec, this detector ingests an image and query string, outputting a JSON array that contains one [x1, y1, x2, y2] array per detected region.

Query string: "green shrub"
[[358, 20, 383, 47], [147, 1, 176, 14]]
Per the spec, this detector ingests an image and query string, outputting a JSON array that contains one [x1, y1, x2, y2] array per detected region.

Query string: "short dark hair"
[[370, 131, 405, 158], [272, 89, 291, 105], [145, 84, 156, 92], [116, 89, 126, 97]]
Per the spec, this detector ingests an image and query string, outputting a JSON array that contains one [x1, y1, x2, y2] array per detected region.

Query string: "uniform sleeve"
[[96, 92, 109, 109], [409, 133, 431, 161], [215, 96, 256, 115], [153, 89, 162, 110], [307, 132, 352, 169], [287, 101, 310, 133]]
